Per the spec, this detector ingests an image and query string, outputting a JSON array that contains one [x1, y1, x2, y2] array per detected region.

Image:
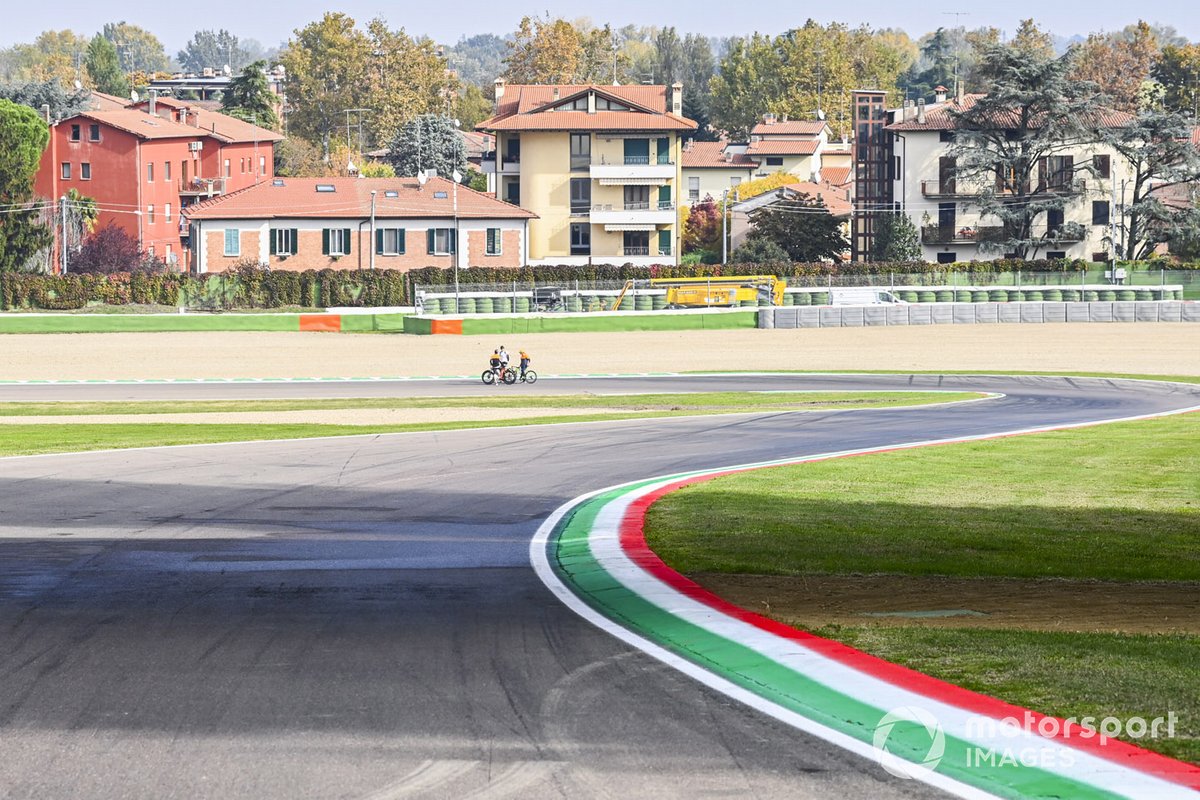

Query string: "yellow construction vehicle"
[[610, 275, 785, 311]]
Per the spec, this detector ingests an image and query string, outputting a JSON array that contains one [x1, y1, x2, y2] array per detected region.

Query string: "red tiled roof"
[[744, 139, 820, 156], [887, 94, 1134, 131], [478, 83, 696, 132], [750, 120, 827, 136], [184, 177, 536, 221], [130, 99, 283, 143], [89, 90, 130, 111], [682, 141, 757, 168], [820, 166, 852, 186], [783, 181, 853, 217], [76, 109, 203, 140]]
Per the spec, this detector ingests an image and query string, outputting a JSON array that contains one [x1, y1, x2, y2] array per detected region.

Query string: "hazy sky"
[[5, 1, 1196, 51]]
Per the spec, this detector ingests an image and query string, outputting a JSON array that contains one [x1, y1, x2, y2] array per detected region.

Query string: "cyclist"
[[488, 349, 502, 379], [498, 346, 511, 373], [518, 349, 531, 380]]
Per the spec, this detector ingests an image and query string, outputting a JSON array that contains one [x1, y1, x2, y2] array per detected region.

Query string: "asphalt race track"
[[1, 375, 1197, 799]]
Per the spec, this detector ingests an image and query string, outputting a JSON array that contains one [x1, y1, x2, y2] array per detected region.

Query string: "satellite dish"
[[417, 172, 428, 186], [817, 109, 826, 120], [73, 80, 82, 90], [452, 170, 462, 184], [131, 90, 140, 103], [223, 64, 231, 76]]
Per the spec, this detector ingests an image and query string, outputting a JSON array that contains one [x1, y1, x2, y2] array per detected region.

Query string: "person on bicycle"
[[488, 350, 501, 377], [519, 349, 531, 380], [498, 346, 510, 373]]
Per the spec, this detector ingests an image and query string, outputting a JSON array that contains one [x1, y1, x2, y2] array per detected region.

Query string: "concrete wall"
[[762, 302, 1200, 328]]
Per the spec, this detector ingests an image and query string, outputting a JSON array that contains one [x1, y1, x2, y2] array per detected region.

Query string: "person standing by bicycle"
[[518, 349, 531, 380], [488, 349, 502, 378], [498, 346, 510, 373]]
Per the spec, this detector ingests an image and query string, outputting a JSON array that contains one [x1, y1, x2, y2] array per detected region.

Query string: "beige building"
[[681, 141, 758, 204], [478, 81, 697, 265]]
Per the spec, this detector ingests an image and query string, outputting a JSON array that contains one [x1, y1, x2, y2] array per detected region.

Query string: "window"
[[658, 229, 671, 256], [623, 230, 650, 256], [70, 124, 80, 142], [376, 228, 405, 255], [1042, 155, 1074, 191], [1092, 200, 1110, 226], [224, 159, 231, 178], [89, 124, 100, 142], [1046, 207, 1064, 232], [623, 138, 650, 165], [1093, 154, 1111, 180], [324, 228, 351, 256], [570, 133, 591, 170], [61, 162, 71, 179], [223, 228, 240, 256], [595, 96, 630, 111], [315, 184, 336, 192], [147, 162, 154, 183], [570, 223, 590, 255], [570, 178, 591, 214], [271, 228, 298, 256], [1092, 251, 1110, 263], [164, 203, 172, 223], [939, 130, 954, 142], [554, 96, 589, 111], [624, 185, 650, 210], [688, 176, 700, 201], [164, 161, 171, 181], [426, 228, 455, 255], [147, 205, 155, 224], [730, 176, 742, 187], [259, 156, 267, 175], [765, 156, 784, 166], [240, 158, 246, 174], [1046, 251, 1067, 259], [503, 137, 520, 163], [504, 180, 520, 205], [936, 252, 957, 264], [80, 163, 91, 180], [486, 227, 502, 256]]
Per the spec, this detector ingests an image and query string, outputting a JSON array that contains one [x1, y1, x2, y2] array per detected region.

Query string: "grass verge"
[[644, 412, 1200, 762]]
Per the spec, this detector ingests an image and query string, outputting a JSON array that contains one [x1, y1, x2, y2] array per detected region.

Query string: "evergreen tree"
[[870, 212, 922, 261], [731, 236, 789, 264], [0, 80, 90, 120], [0, 99, 52, 271], [903, 28, 956, 102], [386, 114, 467, 179], [221, 60, 278, 129], [85, 35, 128, 97], [745, 194, 848, 261]]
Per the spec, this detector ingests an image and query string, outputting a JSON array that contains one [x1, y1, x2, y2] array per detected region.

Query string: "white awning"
[[598, 177, 667, 186], [603, 223, 657, 232]]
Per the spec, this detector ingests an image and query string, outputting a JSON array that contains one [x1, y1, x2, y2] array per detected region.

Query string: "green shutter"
[[658, 184, 671, 206], [427, 229, 435, 254], [449, 229, 457, 254], [322, 228, 330, 255], [658, 229, 671, 255], [343, 228, 351, 255], [269, 229, 277, 256], [397, 229, 405, 254], [657, 137, 670, 165], [375, 228, 384, 255], [291, 229, 298, 254]]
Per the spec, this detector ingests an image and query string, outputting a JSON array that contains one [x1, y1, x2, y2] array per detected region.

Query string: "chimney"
[[493, 77, 506, 109], [935, 85, 948, 103], [763, 112, 776, 125], [552, 87, 559, 100], [148, 89, 157, 117], [781, 112, 788, 123], [916, 99, 926, 125], [185, 107, 198, 127], [40, 103, 50, 124], [671, 82, 683, 115]]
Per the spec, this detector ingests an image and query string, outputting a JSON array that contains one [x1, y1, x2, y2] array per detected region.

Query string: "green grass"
[[646, 414, 1200, 582], [814, 625, 1200, 764], [0, 391, 979, 457], [0, 391, 980, 418]]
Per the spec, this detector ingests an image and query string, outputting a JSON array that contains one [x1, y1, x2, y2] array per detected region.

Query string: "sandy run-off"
[[2, 324, 1199, 381]]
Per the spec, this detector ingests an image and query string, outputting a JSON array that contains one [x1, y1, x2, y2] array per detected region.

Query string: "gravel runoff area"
[[3, 323, 1200, 380]]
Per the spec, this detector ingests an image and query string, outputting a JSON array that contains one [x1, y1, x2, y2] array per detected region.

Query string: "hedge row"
[[2, 259, 1197, 310]]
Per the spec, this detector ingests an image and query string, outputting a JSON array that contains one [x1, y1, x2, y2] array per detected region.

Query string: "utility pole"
[[369, 190, 377, 270], [721, 189, 728, 264], [942, 11, 970, 92], [60, 195, 69, 274]]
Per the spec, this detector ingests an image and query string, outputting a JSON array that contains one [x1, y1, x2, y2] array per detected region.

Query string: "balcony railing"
[[921, 225, 1006, 245], [921, 179, 974, 198], [592, 201, 676, 213], [623, 246, 651, 256], [593, 155, 675, 166], [179, 177, 227, 196]]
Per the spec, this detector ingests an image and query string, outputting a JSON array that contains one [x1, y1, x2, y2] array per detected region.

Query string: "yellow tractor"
[[611, 275, 785, 310]]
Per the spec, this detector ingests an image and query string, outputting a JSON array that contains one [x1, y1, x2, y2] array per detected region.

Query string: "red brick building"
[[184, 176, 535, 273], [34, 97, 281, 269]]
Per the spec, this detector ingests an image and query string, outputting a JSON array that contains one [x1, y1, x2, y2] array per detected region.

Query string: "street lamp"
[[453, 169, 462, 314], [369, 190, 377, 271]]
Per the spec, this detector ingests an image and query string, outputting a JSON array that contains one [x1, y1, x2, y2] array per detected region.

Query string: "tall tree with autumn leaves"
[[1070, 21, 1158, 113], [503, 16, 625, 84]]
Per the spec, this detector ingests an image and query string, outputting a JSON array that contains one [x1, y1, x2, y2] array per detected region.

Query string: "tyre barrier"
[[514, 297, 531, 313], [1043, 289, 1062, 302], [936, 290, 955, 303], [900, 291, 919, 303], [475, 297, 494, 314], [1099, 290, 1117, 301], [917, 291, 937, 303], [652, 295, 668, 310], [1025, 291, 1043, 302], [1060, 290, 1079, 302], [795, 291, 811, 305]]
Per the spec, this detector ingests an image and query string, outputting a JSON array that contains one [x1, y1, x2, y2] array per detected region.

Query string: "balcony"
[[921, 179, 979, 199], [921, 225, 1006, 245], [179, 177, 227, 197], [480, 151, 521, 174], [623, 246, 651, 256], [590, 155, 675, 184], [590, 200, 676, 228]]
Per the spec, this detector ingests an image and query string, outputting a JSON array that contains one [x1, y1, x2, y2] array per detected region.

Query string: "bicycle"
[[481, 366, 516, 385], [505, 367, 537, 384]]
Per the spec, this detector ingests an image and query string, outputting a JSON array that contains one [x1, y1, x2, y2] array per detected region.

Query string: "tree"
[[385, 114, 467, 178], [683, 195, 722, 254], [178, 29, 250, 74], [1099, 111, 1200, 260], [101, 22, 168, 74], [71, 223, 154, 274], [904, 28, 956, 102], [682, 88, 717, 141], [502, 16, 623, 84], [0, 80, 90, 120], [870, 212, 922, 261], [364, 19, 455, 147], [359, 160, 395, 178], [731, 237, 790, 264], [653, 28, 685, 85], [1010, 19, 1055, 61], [452, 83, 492, 130], [946, 42, 1114, 258], [274, 137, 325, 177], [279, 13, 371, 157], [446, 34, 508, 88], [1152, 44, 1200, 116], [86, 35, 128, 97], [0, 99, 52, 271], [1070, 22, 1158, 113], [222, 60, 278, 129], [744, 194, 849, 262]]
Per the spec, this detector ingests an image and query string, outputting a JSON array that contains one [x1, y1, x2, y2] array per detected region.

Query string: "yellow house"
[[478, 81, 697, 266], [745, 115, 829, 181]]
